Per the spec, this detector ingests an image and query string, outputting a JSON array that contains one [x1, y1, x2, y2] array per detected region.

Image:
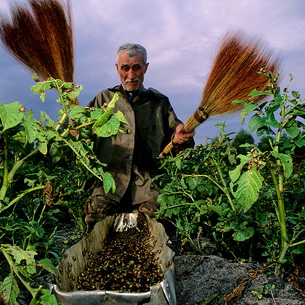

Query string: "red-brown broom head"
[[0, 0, 75, 100], [202, 30, 280, 116], [183, 30, 280, 132]]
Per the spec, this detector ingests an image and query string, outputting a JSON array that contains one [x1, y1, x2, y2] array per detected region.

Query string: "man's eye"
[[122, 66, 130, 71], [132, 65, 141, 70]]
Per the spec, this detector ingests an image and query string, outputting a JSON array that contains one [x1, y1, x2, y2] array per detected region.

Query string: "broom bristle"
[[184, 31, 280, 132], [0, 0, 76, 103]]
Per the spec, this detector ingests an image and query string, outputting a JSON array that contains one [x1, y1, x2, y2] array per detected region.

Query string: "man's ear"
[[144, 62, 149, 74]]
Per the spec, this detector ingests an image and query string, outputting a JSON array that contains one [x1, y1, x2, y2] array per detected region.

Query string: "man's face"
[[116, 51, 149, 91]]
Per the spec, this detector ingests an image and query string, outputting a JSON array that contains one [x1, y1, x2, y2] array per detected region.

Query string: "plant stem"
[[160, 201, 201, 212], [37, 202, 47, 224], [0, 149, 40, 203], [289, 239, 305, 248], [272, 101, 289, 262], [1, 248, 36, 297], [54, 80, 69, 131], [215, 161, 236, 212], [269, 167, 288, 262], [184, 171, 236, 212], [61, 138, 104, 183], [0, 135, 9, 209], [0, 185, 45, 213]]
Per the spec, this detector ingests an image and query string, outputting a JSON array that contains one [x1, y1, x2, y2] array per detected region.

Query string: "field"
[[1, 74, 305, 304]]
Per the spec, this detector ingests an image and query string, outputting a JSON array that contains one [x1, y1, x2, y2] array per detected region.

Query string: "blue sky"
[[1, 0, 305, 144]]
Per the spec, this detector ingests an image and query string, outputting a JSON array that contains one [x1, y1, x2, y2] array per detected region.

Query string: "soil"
[[14, 219, 305, 305], [166, 224, 305, 305], [174, 254, 305, 305]]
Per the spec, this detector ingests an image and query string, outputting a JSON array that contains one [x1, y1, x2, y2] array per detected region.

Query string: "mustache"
[[125, 78, 140, 83]]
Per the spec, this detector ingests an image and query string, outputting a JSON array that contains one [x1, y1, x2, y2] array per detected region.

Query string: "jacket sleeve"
[[164, 97, 195, 154]]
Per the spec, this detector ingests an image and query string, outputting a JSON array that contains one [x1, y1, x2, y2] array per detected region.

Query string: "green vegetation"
[[0, 77, 126, 304], [1, 71, 305, 304], [155, 72, 305, 273]]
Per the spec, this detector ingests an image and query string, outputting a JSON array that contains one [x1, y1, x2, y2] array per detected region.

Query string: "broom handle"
[[159, 142, 177, 157], [159, 107, 209, 157]]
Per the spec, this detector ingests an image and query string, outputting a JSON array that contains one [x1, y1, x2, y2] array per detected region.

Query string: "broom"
[[160, 31, 280, 156], [0, 0, 77, 104]]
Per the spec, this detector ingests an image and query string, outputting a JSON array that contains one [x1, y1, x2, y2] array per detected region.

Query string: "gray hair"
[[117, 43, 147, 64]]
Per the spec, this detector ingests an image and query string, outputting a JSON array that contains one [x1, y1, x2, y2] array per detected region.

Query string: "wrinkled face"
[[116, 51, 149, 91]]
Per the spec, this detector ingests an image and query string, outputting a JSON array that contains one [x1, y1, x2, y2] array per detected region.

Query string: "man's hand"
[[173, 124, 195, 144]]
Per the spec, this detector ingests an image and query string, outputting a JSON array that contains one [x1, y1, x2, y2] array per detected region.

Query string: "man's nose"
[[127, 69, 136, 79]]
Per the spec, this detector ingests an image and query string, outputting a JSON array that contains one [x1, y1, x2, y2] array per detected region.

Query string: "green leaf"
[[232, 99, 247, 105], [103, 172, 116, 194], [291, 107, 305, 117], [240, 103, 259, 124], [256, 126, 275, 136], [37, 140, 48, 155], [248, 115, 265, 132], [92, 109, 112, 129], [265, 112, 279, 128], [249, 88, 272, 97], [57, 79, 70, 88], [292, 91, 300, 98], [114, 111, 128, 124], [294, 139, 305, 147], [72, 140, 87, 157], [90, 108, 104, 120], [30, 289, 57, 305], [49, 142, 64, 163], [93, 93, 119, 129], [69, 105, 85, 118], [0, 275, 20, 305], [229, 155, 252, 183], [233, 166, 263, 212], [27, 109, 35, 118], [67, 90, 80, 101], [40, 111, 55, 125], [40, 91, 46, 102], [251, 290, 263, 300], [285, 121, 300, 138], [233, 222, 255, 241], [6, 246, 36, 265], [23, 116, 41, 143], [268, 96, 282, 112], [37, 259, 57, 275], [44, 130, 57, 141], [30, 81, 52, 94], [271, 151, 293, 178], [94, 115, 120, 137], [208, 205, 224, 216], [175, 158, 182, 170], [0, 102, 25, 131], [185, 176, 201, 190]]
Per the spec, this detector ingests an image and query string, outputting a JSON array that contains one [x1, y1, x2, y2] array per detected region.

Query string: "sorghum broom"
[[160, 31, 280, 156], [0, 0, 77, 104]]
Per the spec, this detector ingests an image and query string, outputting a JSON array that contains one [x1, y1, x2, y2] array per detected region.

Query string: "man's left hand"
[[173, 124, 195, 144]]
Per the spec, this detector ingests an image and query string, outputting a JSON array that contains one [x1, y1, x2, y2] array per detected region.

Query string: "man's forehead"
[[118, 51, 144, 65]]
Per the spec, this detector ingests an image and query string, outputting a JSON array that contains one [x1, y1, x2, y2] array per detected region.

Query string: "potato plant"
[[0, 78, 126, 304], [155, 73, 305, 273]]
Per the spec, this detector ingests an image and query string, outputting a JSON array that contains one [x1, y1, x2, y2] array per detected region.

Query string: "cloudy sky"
[[1, 0, 305, 144]]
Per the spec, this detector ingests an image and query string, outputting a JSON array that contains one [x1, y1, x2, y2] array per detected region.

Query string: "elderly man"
[[84, 43, 194, 230]]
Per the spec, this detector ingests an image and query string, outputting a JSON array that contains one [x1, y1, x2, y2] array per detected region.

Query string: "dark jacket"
[[87, 84, 193, 204]]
